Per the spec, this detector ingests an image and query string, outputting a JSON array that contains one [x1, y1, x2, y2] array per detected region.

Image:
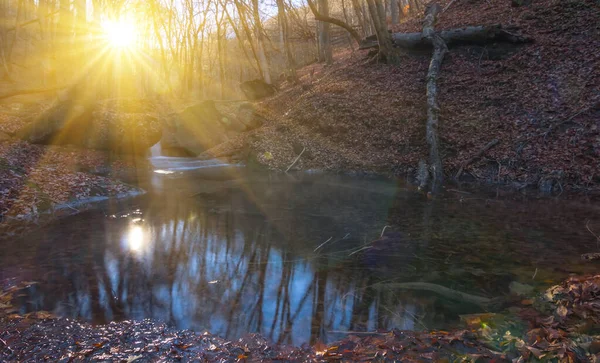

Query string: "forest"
[[0, 0, 599, 360]]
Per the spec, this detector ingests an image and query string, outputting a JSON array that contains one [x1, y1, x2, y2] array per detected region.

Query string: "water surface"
[[1, 158, 598, 345]]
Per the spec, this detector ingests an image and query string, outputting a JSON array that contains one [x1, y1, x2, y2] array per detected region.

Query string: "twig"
[[532, 268, 538, 280], [327, 330, 387, 336], [447, 188, 471, 195], [380, 225, 390, 237], [285, 147, 305, 173], [348, 245, 372, 256], [543, 105, 594, 140], [455, 138, 499, 180], [0, 337, 13, 353], [314, 237, 333, 252], [586, 220, 600, 249], [442, 0, 459, 13]]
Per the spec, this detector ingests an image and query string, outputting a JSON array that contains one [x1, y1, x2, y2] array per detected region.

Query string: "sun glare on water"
[[102, 19, 137, 49]]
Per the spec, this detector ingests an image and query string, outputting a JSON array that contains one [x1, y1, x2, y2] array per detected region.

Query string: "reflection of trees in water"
[[10, 174, 594, 345], [11, 200, 436, 344]]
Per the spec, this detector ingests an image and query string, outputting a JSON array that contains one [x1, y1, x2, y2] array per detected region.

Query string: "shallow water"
[[1, 159, 598, 345]]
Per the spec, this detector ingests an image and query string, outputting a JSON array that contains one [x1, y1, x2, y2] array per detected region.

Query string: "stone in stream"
[[509, 281, 535, 296]]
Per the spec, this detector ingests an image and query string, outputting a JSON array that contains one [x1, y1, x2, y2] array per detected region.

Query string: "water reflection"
[[1, 173, 598, 345]]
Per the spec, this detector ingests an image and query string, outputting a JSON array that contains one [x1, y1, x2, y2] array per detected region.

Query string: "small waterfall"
[[150, 141, 162, 157]]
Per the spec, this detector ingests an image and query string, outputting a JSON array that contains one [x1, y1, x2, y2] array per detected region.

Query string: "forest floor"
[[209, 0, 599, 195], [1, 274, 600, 361], [0, 97, 149, 234]]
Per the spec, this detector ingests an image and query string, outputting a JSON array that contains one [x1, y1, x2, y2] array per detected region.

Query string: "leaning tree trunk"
[[422, 3, 446, 194]]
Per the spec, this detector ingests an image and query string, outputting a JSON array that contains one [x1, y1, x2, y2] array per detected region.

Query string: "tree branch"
[[306, 0, 362, 45]]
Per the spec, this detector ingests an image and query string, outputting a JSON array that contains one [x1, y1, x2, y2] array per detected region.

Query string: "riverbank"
[[0, 135, 146, 235], [1, 274, 599, 361], [204, 0, 599, 194]]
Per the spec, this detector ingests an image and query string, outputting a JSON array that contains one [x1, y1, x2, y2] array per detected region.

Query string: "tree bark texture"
[[423, 3, 446, 194], [360, 24, 531, 50]]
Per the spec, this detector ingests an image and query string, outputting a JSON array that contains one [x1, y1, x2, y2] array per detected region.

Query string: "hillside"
[[211, 0, 599, 193]]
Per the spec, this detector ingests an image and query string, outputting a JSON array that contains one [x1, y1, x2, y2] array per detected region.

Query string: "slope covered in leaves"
[[0, 138, 141, 219], [230, 0, 599, 192]]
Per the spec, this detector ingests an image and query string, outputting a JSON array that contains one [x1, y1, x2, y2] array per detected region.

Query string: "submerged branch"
[[373, 282, 496, 307]]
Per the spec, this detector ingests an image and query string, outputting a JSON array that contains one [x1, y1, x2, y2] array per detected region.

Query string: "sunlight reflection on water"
[[125, 225, 148, 254]]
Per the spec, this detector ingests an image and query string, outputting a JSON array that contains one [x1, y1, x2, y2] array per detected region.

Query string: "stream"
[[0, 154, 598, 346]]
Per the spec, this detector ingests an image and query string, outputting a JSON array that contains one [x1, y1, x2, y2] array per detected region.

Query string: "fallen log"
[[359, 24, 531, 50]]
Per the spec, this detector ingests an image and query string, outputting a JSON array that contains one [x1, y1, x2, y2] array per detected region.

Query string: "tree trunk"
[[423, 3, 446, 194], [232, 0, 262, 77], [366, 0, 399, 64], [276, 0, 297, 82], [341, 0, 356, 51], [217, 5, 226, 99], [251, 0, 271, 84], [359, 24, 531, 50], [306, 0, 361, 45], [317, 0, 332, 64], [391, 0, 399, 25], [350, 0, 366, 36]]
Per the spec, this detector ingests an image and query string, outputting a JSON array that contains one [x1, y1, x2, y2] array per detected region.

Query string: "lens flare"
[[102, 19, 137, 48]]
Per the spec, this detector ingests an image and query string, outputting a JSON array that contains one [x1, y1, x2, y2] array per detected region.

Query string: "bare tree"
[[251, 0, 272, 84], [276, 0, 297, 82], [366, 0, 399, 64], [391, 0, 400, 25]]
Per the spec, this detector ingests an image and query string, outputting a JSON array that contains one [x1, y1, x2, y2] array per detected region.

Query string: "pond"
[[0, 157, 598, 346]]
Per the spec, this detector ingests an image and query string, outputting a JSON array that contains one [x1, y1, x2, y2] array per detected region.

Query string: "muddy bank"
[[1, 275, 600, 361]]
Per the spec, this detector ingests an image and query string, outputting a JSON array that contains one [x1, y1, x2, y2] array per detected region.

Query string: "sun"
[[102, 19, 137, 49]]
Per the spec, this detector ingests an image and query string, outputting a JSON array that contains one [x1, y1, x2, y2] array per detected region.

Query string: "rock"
[[509, 281, 535, 296], [240, 80, 276, 100], [17, 99, 161, 155], [236, 103, 263, 131], [163, 100, 244, 156]]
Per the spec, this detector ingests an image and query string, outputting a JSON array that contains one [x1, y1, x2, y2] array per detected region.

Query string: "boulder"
[[162, 100, 230, 156], [236, 102, 263, 131], [240, 79, 276, 100], [18, 99, 162, 155], [162, 101, 264, 156]]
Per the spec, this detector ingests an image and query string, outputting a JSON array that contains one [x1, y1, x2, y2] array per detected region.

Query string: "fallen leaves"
[[0, 138, 142, 223], [211, 0, 600, 192]]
